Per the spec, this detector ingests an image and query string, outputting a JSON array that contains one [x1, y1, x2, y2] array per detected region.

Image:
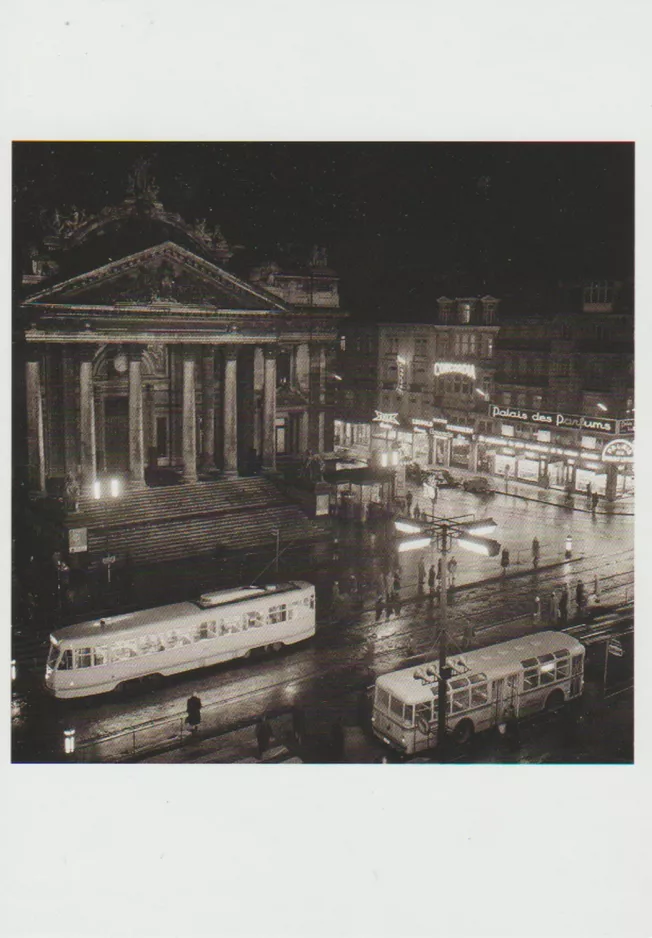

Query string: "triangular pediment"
[[24, 242, 292, 313]]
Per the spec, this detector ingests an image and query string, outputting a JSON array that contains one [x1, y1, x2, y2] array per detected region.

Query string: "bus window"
[[94, 647, 108, 666], [376, 688, 390, 711], [470, 683, 489, 707], [415, 701, 432, 723], [75, 648, 93, 669], [403, 704, 414, 725], [390, 696, 404, 719], [452, 688, 470, 713], [523, 668, 539, 690], [58, 649, 73, 670], [556, 657, 570, 679], [538, 654, 555, 685]]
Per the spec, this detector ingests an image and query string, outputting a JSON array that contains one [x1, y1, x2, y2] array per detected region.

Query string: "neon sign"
[[601, 439, 634, 464], [373, 411, 400, 426], [434, 362, 477, 379]]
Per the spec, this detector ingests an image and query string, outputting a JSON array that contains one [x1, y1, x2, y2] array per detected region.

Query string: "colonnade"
[[25, 341, 327, 495]]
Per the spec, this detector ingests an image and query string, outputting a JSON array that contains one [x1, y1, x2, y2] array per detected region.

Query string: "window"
[[377, 688, 390, 710], [75, 647, 93, 669], [502, 392, 512, 406], [94, 647, 108, 666], [452, 689, 470, 713], [390, 696, 404, 718], [403, 705, 414, 725], [523, 668, 539, 690], [58, 649, 73, 671], [248, 611, 264, 628], [501, 424, 515, 437], [414, 337, 428, 357], [581, 436, 597, 450], [470, 683, 489, 707], [415, 701, 432, 723], [268, 604, 287, 624], [538, 653, 556, 684], [111, 643, 138, 662], [556, 657, 570, 679], [537, 429, 551, 443]]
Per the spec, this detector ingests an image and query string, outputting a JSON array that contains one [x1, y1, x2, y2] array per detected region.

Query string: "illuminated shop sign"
[[373, 411, 400, 426], [434, 362, 477, 379], [618, 418, 635, 434], [396, 356, 407, 392], [601, 439, 634, 464], [447, 424, 474, 435], [489, 404, 617, 435]]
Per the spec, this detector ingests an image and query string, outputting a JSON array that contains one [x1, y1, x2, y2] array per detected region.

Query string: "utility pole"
[[274, 528, 280, 573], [437, 524, 452, 750]]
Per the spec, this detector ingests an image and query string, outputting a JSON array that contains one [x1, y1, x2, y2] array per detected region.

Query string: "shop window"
[[581, 436, 597, 450], [537, 429, 551, 442], [501, 424, 515, 437]]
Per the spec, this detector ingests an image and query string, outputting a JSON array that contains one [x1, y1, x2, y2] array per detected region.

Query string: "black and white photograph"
[[3, 4, 651, 938], [11, 141, 635, 767]]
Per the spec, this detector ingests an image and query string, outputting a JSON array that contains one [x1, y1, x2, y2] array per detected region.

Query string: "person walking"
[[447, 556, 457, 588], [550, 589, 559, 623], [559, 586, 569, 625], [533, 594, 541, 621], [417, 558, 426, 598], [375, 594, 385, 622], [413, 504, 421, 522], [531, 537, 540, 569], [256, 714, 272, 759], [393, 568, 402, 594], [575, 580, 585, 615], [428, 564, 436, 600], [186, 694, 202, 737], [586, 482, 592, 505], [406, 491, 413, 516], [500, 548, 510, 578], [385, 595, 393, 620], [591, 491, 599, 512], [392, 590, 402, 617]]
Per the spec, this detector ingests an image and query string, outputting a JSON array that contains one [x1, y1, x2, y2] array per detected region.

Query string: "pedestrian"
[[531, 537, 540, 569], [559, 586, 569, 625], [414, 504, 421, 522], [417, 558, 426, 597], [332, 580, 341, 605], [550, 589, 559, 623], [255, 714, 272, 759], [349, 573, 358, 596], [592, 491, 599, 512], [186, 694, 202, 736], [534, 595, 541, 621], [437, 557, 443, 582], [447, 557, 457, 588], [575, 580, 585, 614], [375, 594, 384, 622], [392, 590, 402, 617], [500, 548, 510, 577], [385, 595, 393, 620], [593, 574, 600, 597], [292, 705, 305, 746], [586, 482, 592, 503], [565, 534, 572, 560], [393, 570, 401, 594], [428, 564, 436, 599], [331, 717, 345, 762], [406, 491, 413, 516]]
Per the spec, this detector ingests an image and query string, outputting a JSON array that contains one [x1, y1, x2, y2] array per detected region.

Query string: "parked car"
[[463, 476, 491, 494], [430, 469, 461, 488]]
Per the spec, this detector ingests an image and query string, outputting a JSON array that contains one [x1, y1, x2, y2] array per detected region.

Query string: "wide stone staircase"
[[66, 476, 330, 565]]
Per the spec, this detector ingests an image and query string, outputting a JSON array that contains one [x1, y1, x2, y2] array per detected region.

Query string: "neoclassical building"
[[19, 166, 341, 498]]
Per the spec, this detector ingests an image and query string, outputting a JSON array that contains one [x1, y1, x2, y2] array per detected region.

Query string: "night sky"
[[13, 142, 634, 320]]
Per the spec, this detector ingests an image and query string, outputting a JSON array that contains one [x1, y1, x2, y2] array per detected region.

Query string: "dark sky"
[[13, 142, 634, 320]]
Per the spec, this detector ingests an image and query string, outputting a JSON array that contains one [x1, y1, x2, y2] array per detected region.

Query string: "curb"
[[486, 487, 634, 517]]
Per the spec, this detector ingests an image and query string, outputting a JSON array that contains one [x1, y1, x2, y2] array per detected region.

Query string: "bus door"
[[493, 672, 520, 723]]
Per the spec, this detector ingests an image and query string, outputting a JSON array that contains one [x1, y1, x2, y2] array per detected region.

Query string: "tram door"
[[493, 673, 520, 723], [104, 397, 129, 472]]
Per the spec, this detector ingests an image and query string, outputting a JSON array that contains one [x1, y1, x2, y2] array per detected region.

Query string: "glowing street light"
[[597, 402, 608, 412], [92, 480, 102, 499], [398, 537, 432, 553], [110, 477, 121, 498], [11, 659, 16, 682], [63, 729, 76, 755], [395, 520, 423, 534]]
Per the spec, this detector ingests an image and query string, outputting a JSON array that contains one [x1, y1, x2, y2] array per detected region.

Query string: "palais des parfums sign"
[[488, 404, 627, 435]]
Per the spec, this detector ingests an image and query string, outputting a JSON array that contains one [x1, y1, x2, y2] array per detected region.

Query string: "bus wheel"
[[545, 689, 565, 711], [453, 719, 474, 745], [271, 642, 284, 653]]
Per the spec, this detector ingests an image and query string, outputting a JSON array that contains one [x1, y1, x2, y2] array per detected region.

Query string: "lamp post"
[[396, 513, 500, 751]]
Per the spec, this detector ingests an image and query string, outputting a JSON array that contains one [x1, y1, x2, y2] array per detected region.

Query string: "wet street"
[[12, 486, 634, 763]]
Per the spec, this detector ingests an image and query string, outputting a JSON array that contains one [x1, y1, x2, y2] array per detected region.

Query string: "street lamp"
[[395, 513, 500, 752], [597, 402, 608, 412]]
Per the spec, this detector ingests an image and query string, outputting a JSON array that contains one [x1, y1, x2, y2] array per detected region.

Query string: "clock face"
[[113, 353, 128, 374]]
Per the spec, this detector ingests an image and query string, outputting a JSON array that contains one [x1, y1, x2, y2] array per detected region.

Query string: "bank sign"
[[489, 404, 619, 435]]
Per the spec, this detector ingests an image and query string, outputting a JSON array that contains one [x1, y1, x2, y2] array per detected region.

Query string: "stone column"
[[61, 348, 78, 473], [79, 351, 97, 493], [468, 440, 479, 472], [308, 344, 325, 452], [25, 358, 46, 492], [223, 346, 239, 475], [182, 347, 198, 483], [262, 347, 277, 470], [128, 347, 146, 485], [200, 348, 216, 471]]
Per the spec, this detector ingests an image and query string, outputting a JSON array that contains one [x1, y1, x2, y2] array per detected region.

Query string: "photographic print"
[[12, 141, 634, 766]]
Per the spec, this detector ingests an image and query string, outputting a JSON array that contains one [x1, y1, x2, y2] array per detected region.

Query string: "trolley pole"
[[437, 524, 451, 751]]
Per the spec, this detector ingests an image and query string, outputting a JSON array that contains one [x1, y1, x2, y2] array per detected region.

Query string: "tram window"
[[75, 648, 93, 669], [94, 647, 108, 666], [390, 696, 404, 718], [377, 688, 390, 710], [268, 604, 287, 624], [452, 689, 470, 713], [111, 644, 138, 662], [166, 631, 179, 648], [248, 611, 263, 628], [197, 622, 211, 640], [179, 632, 192, 646], [524, 668, 539, 690], [415, 701, 432, 722], [59, 649, 73, 670], [470, 683, 489, 707], [403, 704, 414, 725], [556, 658, 570, 679]]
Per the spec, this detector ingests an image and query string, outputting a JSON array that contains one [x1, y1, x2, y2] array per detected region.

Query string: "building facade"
[[18, 168, 341, 498]]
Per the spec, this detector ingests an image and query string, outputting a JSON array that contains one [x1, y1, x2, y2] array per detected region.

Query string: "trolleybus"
[[44, 581, 316, 699], [372, 631, 585, 754]]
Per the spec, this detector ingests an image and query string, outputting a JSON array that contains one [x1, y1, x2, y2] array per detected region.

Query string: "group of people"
[[546, 575, 601, 625], [375, 568, 403, 620]]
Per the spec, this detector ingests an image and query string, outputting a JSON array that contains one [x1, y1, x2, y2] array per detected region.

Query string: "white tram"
[[372, 631, 585, 754], [45, 581, 316, 699]]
